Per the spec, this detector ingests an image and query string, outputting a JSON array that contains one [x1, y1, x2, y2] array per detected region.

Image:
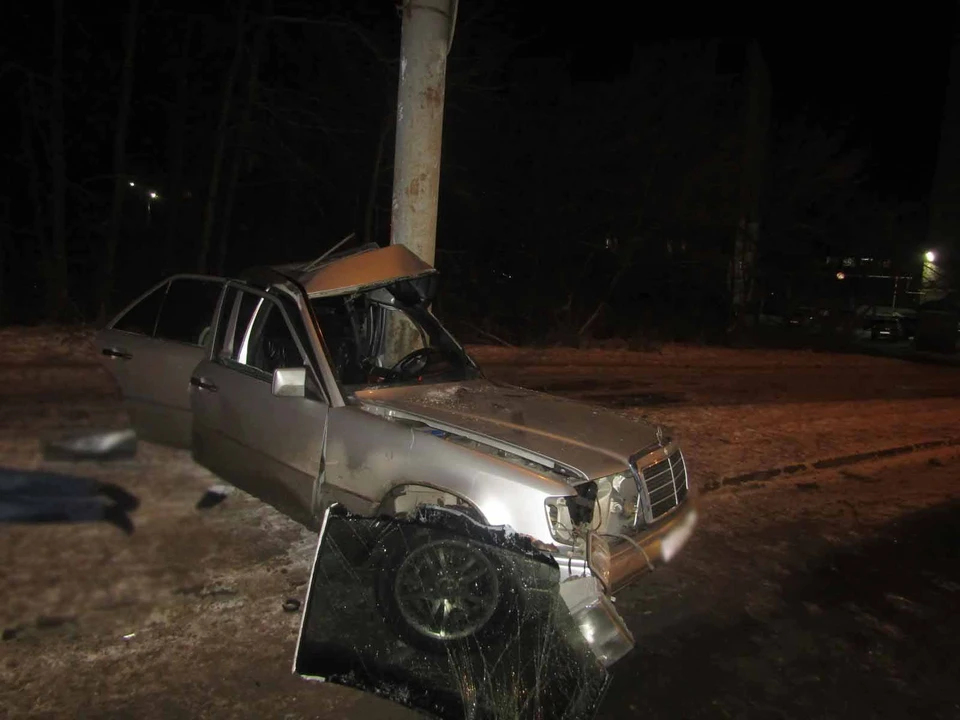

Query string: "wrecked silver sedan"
[[96, 243, 698, 662]]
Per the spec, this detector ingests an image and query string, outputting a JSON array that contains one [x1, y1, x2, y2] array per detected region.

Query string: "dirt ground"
[[603, 449, 960, 720], [1, 331, 959, 718]]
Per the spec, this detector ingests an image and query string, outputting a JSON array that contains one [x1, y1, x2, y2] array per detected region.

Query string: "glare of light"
[[925, 250, 936, 263], [475, 493, 511, 526], [148, 191, 159, 200], [660, 508, 698, 563], [128, 181, 135, 187], [836, 271, 846, 280]]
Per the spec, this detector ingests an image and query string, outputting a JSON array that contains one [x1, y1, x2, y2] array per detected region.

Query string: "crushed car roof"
[[275, 244, 437, 298]]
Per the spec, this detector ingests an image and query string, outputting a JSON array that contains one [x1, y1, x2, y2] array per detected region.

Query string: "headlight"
[[559, 575, 635, 667], [544, 496, 576, 544], [594, 471, 639, 535], [544, 480, 597, 544], [545, 472, 639, 543]]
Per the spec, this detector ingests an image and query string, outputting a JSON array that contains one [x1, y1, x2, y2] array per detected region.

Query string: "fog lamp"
[[559, 575, 635, 667]]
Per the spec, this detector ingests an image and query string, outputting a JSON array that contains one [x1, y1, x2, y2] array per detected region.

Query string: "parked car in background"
[[870, 316, 904, 341], [785, 307, 817, 329], [899, 313, 918, 340]]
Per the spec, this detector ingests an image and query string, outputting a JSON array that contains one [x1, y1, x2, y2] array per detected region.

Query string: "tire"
[[375, 531, 516, 653]]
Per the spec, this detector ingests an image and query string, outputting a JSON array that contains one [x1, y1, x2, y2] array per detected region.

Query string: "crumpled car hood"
[[355, 379, 662, 480]]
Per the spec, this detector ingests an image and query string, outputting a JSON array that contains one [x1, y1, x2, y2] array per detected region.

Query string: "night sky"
[[10, 0, 954, 199], [514, 0, 957, 200], [2, 0, 958, 328]]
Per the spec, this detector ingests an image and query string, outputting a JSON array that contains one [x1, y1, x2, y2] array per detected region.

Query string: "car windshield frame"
[[308, 291, 481, 395]]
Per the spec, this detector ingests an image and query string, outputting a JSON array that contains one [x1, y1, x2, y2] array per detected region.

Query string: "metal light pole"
[[389, 0, 456, 267]]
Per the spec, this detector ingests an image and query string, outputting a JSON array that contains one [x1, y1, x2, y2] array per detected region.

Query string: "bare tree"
[[927, 26, 960, 257], [215, 0, 271, 275], [19, 81, 48, 280], [99, 0, 140, 319], [48, 0, 69, 320], [763, 118, 866, 253], [197, 0, 248, 273], [0, 197, 8, 321], [363, 111, 393, 245], [731, 40, 771, 330], [162, 18, 196, 274]]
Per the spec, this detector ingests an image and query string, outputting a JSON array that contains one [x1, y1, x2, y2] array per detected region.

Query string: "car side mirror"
[[272, 367, 306, 398]]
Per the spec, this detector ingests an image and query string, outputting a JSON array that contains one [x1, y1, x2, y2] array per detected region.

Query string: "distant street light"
[[921, 250, 941, 301], [145, 191, 159, 225], [129, 181, 135, 187], [836, 271, 846, 280]]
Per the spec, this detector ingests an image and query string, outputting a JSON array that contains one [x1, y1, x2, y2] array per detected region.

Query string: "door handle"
[[190, 376, 218, 392], [102, 347, 133, 360]]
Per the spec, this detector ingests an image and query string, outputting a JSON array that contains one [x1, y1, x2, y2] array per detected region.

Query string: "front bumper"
[[554, 498, 699, 593], [604, 498, 698, 592], [554, 498, 698, 666]]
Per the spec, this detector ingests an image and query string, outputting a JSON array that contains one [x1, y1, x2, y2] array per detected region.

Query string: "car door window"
[[215, 288, 305, 379], [112, 282, 167, 336], [247, 303, 306, 375], [215, 288, 261, 363], [154, 278, 224, 346]]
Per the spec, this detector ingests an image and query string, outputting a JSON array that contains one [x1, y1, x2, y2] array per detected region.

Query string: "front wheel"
[[376, 534, 508, 652]]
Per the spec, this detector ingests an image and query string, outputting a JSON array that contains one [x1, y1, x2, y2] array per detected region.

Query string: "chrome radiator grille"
[[636, 449, 688, 522]]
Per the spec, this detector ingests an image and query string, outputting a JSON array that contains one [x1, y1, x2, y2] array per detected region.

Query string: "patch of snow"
[[466, 343, 906, 370]]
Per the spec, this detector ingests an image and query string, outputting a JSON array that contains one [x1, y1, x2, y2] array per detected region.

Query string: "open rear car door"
[[96, 276, 225, 448]]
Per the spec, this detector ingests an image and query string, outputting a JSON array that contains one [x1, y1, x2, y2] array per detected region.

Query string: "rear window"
[[113, 282, 167, 336], [154, 278, 224, 346]]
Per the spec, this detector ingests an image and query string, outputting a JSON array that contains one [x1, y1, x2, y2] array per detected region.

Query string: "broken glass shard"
[[295, 504, 611, 720]]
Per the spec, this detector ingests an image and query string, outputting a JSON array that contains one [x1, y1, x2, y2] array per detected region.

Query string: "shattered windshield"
[[310, 292, 479, 391]]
